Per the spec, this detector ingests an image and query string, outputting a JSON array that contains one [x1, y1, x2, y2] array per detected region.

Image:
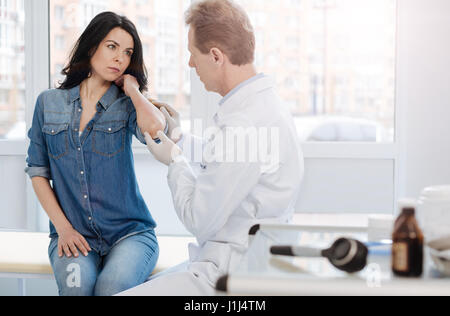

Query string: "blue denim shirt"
[[25, 84, 158, 255]]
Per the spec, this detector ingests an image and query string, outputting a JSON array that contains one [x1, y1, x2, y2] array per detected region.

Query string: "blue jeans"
[[48, 230, 159, 296]]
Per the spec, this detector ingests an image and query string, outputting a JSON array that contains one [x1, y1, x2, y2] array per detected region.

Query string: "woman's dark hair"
[[59, 11, 148, 92]]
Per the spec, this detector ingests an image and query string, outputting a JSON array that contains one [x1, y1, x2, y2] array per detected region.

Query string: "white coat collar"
[[214, 74, 275, 125]]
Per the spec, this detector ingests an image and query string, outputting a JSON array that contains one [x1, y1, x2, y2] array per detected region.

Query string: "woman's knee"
[[94, 231, 159, 295], [49, 244, 100, 296], [94, 250, 158, 296], [93, 274, 138, 296]]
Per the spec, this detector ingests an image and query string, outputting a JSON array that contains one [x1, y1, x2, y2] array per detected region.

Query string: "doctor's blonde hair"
[[185, 0, 255, 66]]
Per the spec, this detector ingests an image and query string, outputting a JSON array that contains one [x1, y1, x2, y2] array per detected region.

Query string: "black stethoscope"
[[270, 237, 368, 273]]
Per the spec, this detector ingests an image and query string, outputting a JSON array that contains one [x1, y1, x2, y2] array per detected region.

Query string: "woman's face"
[[90, 27, 134, 82]]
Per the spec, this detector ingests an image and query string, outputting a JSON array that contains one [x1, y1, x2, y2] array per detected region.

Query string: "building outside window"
[[49, 0, 191, 126], [0, 0, 25, 140], [237, 0, 396, 142]]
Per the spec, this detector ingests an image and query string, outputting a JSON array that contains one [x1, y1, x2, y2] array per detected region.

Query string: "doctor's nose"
[[188, 56, 195, 68]]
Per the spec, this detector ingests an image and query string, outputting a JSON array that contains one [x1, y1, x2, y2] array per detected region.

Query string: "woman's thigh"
[[48, 237, 101, 296], [94, 230, 159, 296]]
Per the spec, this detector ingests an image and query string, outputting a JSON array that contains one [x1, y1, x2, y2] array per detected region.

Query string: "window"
[[54, 35, 64, 50], [49, 0, 191, 124], [54, 5, 64, 20], [0, 0, 25, 140], [236, 0, 396, 142]]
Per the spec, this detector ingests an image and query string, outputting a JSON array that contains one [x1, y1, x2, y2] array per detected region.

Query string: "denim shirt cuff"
[[135, 126, 147, 145], [25, 166, 51, 180]]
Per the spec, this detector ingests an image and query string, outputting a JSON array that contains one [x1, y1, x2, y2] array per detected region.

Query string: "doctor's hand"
[[148, 99, 182, 143], [145, 130, 182, 166]]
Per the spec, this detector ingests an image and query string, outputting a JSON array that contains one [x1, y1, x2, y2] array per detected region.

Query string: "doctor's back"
[[185, 73, 305, 284]]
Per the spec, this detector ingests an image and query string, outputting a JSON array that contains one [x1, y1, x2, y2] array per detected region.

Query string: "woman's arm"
[[31, 177, 91, 258], [118, 75, 166, 139]]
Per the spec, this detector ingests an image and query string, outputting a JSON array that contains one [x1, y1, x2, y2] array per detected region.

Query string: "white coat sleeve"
[[176, 132, 205, 173], [167, 152, 261, 245]]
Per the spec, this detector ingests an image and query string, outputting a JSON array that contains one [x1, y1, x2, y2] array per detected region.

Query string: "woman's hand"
[[115, 74, 139, 97], [116, 75, 166, 138], [57, 226, 92, 258]]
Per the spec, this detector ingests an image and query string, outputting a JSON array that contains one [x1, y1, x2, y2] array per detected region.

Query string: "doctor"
[[119, 0, 304, 296]]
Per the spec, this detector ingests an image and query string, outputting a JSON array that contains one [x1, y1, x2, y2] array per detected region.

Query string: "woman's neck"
[[80, 74, 111, 103]]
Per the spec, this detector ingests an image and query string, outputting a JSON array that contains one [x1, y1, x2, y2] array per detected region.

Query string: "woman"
[[25, 12, 166, 296]]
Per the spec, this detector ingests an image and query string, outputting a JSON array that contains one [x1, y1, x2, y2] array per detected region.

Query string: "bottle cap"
[[402, 207, 415, 216], [397, 198, 417, 211]]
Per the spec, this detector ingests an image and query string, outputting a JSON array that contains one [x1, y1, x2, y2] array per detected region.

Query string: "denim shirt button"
[[84, 195, 88, 199], [88, 217, 92, 221], [80, 171, 84, 175]]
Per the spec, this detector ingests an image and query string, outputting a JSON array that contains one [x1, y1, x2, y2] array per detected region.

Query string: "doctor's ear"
[[210, 47, 224, 65]]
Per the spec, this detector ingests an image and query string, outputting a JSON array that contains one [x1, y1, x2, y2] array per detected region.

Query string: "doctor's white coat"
[[120, 75, 304, 296]]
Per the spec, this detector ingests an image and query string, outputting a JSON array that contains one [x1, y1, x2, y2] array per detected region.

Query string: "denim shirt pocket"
[[42, 123, 69, 159], [92, 120, 127, 157]]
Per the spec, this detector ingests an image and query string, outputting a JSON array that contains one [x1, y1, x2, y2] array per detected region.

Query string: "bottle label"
[[392, 242, 409, 272]]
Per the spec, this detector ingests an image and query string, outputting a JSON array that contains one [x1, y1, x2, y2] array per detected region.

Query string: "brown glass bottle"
[[392, 207, 424, 277]]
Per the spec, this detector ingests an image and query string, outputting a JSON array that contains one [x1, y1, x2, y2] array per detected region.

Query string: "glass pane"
[[49, 0, 191, 129], [237, 0, 396, 142], [0, 0, 26, 140]]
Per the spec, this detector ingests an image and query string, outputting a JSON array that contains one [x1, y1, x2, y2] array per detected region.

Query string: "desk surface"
[[222, 224, 450, 296], [0, 232, 52, 274]]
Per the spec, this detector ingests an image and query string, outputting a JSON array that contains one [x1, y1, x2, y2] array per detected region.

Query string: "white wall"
[[0, 156, 27, 229], [397, 0, 450, 199], [134, 155, 190, 236], [297, 158, 394, 213]]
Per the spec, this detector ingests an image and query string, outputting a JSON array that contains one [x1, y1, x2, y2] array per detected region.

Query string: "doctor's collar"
[[219, 73, 265, 106]]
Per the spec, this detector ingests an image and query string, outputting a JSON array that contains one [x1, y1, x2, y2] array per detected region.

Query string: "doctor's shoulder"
[[248, 89, 282, 111], [220, 114, 254, 131]]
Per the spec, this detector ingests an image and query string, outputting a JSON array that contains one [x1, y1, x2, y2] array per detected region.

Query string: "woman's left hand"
[[115, 74, 139, 97]]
